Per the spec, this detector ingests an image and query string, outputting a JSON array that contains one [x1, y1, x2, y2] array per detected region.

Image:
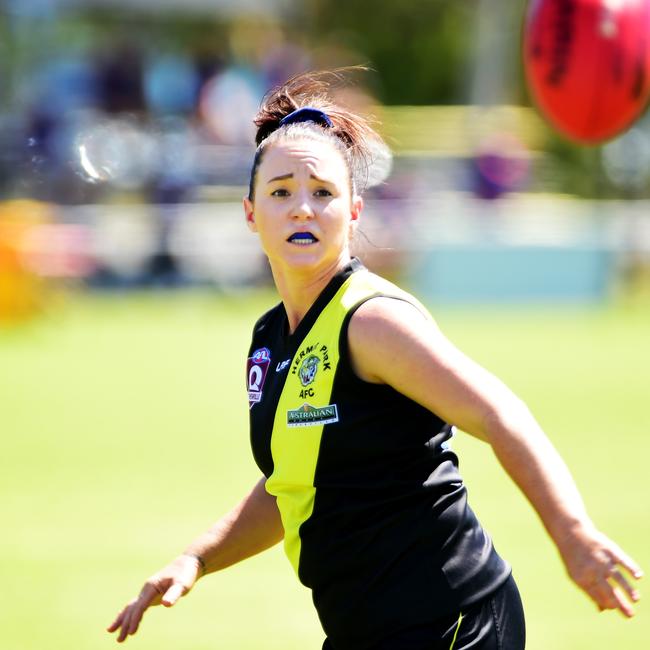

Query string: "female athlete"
[[108, 70, 642, 650]]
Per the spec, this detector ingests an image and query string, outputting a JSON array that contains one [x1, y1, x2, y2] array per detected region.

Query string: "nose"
[[291, 194, 315, 220]]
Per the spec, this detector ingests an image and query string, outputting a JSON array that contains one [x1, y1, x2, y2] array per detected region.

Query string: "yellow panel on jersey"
[[265, 268, 429, 575]]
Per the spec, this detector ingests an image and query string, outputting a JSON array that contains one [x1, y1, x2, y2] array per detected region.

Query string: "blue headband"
[[279, 107, 333, 128]]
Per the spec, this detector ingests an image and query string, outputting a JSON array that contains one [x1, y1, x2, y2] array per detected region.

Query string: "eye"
[[271, 188, 290, 197], [314, 188, 332, 197]]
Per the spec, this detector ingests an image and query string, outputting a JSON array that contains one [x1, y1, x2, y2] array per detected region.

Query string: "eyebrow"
[[266, 173, 332, 184]]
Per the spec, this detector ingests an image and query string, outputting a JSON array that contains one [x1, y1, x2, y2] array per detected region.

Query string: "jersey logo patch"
[[287, 402, 339, 427], [298, 354, 319, 386], [276, 359, 291, 372], [291, 343, 331, 378], [248, 347, 271, 409]]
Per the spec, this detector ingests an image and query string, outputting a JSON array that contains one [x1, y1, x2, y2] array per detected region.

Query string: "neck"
[[270, 253, 352, 334]]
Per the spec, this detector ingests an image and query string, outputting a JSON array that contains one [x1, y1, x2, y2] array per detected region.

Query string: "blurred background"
[[1, 1, 648, 649]]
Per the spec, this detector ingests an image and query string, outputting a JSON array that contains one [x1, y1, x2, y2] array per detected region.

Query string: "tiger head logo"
[[298, 354, 320, 387]]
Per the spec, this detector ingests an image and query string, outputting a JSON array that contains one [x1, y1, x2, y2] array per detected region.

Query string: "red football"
[[523, 0, 650, 144]]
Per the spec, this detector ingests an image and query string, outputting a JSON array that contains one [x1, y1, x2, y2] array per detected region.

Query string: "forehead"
[[260, 138, 348, 181]]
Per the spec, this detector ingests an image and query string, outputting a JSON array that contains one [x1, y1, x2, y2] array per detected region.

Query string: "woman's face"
[[243, 137, 363, 276]]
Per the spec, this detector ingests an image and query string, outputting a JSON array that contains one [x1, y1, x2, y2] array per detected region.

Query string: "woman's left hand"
[[557, 522, 643, 617], [347, 297, 644, 618]]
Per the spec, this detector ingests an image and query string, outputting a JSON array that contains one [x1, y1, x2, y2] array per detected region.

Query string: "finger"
[[107, 607, 127, 633], [119, 597, 147, 640], [611, 585, 636, 618], [116, 608, 134, 643], [127, 593, 154, 637], [120, 585, 157, 637], [125, 607, 145, 639], [608, 569, 641, 603], [585, 580, 619, 614], [587, 576, 636, 618], [606, 545, 644, 580], [108, 602, 138, 642], [162, 582, 186, 607], [138, 582, 162, 607]]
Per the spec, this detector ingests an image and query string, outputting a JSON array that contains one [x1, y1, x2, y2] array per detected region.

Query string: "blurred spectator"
[[96, 40, 146, 115], [144, 53, 201, 117], [143, 180, 189, 288], [199, 65, 264, 145], [471, 132, 531, 200]]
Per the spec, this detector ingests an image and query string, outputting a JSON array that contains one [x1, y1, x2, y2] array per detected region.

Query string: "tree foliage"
[[304, 0, 478, 104]]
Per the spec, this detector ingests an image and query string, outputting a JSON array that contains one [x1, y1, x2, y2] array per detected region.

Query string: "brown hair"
[[247, 68, 390, 200]]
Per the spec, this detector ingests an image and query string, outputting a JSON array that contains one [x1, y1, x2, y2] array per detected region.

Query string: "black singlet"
[[247, 259, 510, 650]]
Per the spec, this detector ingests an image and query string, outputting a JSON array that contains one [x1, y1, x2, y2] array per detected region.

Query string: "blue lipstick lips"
[[288, 232, 318, 244]]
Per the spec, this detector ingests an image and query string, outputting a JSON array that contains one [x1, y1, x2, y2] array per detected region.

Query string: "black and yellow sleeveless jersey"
[[247, 258, 510, 649]]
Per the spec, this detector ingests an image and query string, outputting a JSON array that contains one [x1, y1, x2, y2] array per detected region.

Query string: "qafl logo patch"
[[247, 347, 271, 409]]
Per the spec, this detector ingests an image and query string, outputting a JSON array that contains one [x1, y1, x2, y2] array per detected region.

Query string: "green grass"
[[1, 290, 648, 650]]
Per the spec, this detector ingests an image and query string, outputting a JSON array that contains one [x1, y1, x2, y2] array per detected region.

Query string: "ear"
[[350, 195, 363, 228], [243, 197, 257, 232]]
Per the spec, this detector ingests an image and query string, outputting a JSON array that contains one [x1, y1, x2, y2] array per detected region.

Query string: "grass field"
[[1, 289, 648, 650]]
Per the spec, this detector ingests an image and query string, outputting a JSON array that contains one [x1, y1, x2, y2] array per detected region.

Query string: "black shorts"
[[322, 574, 526, 650]]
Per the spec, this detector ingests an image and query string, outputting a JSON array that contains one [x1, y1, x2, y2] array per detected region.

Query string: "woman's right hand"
[[107, 554, 202, 643]]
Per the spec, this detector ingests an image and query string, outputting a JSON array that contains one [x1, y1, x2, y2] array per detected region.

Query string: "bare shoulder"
[[347, 296, 442, 383], [347, 295, 514, 440], [349, 295, 439, 342]]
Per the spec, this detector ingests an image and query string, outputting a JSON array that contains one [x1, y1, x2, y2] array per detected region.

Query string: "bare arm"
[[184, 475, 284, 575], [348, 298, 643, 617], [107, 477, 283, 642]]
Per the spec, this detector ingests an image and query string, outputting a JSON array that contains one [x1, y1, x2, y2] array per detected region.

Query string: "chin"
[[285, 252, 324, 269], [282, 246, 339, 272]]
